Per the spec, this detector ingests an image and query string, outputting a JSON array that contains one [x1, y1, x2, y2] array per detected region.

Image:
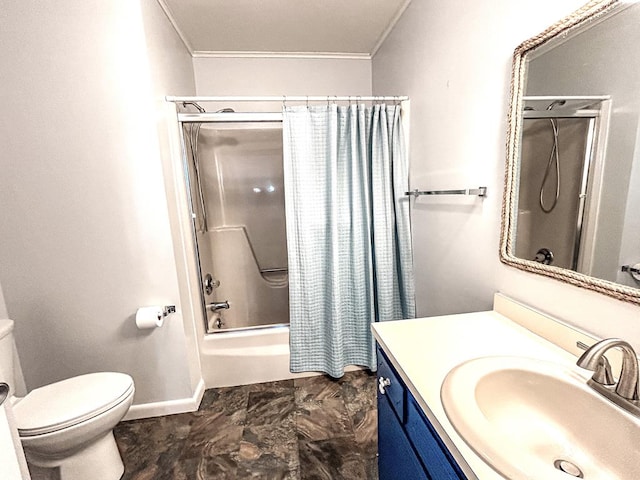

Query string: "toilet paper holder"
[[135, 305, 176, 330]]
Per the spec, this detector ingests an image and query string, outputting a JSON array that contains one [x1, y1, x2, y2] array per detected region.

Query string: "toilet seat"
[[14, 372, 134, 437]]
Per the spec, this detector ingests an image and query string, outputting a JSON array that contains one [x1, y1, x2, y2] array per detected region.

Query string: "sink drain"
[[554, 459, 584, 478]]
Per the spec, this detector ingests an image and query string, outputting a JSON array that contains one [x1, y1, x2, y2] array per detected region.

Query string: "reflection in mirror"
[[517, 96, 607, 272], [501, 0, 640, 305]]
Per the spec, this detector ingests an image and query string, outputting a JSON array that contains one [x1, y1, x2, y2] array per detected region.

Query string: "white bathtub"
[[200, 325, 311, 388], [200, 325, 365, 388]]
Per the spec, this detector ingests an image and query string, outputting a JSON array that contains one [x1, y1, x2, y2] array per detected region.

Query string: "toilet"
[[0, 319, 135, 480]]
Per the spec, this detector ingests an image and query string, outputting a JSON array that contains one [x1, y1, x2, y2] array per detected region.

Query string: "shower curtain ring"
[[282, 95, 286, 109]]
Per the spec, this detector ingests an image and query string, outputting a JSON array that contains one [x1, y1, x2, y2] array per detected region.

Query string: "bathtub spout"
[[207, 301, 230, 312]]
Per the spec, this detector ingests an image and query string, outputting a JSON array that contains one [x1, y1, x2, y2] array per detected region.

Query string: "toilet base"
[[25, 431, 124, 480]]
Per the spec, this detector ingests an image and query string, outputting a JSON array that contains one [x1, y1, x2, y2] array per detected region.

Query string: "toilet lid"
[[14, 372, 134, 436]]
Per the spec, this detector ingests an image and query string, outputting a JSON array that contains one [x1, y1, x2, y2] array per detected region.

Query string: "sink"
[[441, 356, 640, 480]]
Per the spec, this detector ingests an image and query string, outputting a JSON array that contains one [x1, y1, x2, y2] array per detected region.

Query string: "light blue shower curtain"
[[283, 103, 415, 377]]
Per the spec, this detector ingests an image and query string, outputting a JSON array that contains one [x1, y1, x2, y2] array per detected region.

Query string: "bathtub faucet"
[[207, 301, 230, 312]]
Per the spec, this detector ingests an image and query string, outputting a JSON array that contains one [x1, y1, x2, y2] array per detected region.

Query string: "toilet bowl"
[[13, 371, 134, 480], [0, 319, 135, 480]]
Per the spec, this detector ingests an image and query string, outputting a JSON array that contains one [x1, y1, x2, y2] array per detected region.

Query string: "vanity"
[[373, 293, 640, 479]]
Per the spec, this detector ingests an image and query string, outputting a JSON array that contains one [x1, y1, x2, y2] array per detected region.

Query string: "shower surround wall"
[[194, 124, 289, 331]]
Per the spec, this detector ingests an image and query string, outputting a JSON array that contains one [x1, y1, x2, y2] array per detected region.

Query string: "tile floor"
[[114, 370, 378, 479]]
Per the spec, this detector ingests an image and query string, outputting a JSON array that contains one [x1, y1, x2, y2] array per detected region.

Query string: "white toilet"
[[0, 319, 135, 480]]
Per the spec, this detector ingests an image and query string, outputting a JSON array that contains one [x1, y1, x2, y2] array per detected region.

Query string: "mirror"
[[501, 0, 640, 305]]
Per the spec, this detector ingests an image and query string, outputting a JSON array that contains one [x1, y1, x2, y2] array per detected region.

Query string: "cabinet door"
[[378, 388, 429, 480], [405, 395, 467, 479]]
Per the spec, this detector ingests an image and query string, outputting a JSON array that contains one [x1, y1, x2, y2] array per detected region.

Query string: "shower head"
[[215, 108, 235, 113], [182, 101, 206, 113], [546, 100, 566, 110]]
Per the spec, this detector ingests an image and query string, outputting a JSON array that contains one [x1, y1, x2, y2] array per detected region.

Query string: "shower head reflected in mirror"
[[546, 100, 567, 110]]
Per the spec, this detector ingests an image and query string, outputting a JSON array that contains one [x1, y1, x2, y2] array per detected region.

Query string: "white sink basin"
[[441, 356, 640, 480]]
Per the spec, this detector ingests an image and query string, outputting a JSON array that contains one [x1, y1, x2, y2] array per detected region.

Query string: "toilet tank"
[[0, 320, 26, 398]]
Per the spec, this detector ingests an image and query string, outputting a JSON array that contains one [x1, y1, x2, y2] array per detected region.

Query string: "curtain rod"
[[166, 95, 409, 103]]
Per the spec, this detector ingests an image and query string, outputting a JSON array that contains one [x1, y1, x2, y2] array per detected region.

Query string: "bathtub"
[[200, 325, 364, 388], [200, 325, 311, 388]]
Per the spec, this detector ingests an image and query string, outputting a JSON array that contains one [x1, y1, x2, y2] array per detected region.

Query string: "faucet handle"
[[577, 341, 615, 386], [592, 356, 615, 385]]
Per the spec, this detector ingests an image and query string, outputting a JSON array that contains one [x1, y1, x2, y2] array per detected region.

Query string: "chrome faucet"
[[577, 338, 640, 416], [207, 301, 230, 312]]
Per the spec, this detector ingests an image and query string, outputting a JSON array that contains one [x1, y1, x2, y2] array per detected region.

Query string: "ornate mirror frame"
[[499, 0, 640, 305]]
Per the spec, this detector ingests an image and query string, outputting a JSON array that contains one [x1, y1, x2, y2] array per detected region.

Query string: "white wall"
[[139, 0, 204, 399], [0, 0, 198, 407], [193, 56, 372, 110], [373, 0, 640, 348]]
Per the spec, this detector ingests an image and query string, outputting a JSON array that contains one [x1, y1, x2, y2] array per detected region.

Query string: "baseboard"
[[122, 378, 205, 421]]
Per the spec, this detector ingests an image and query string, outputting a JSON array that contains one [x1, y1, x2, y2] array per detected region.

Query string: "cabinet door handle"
[[378, 377, 391, 394]]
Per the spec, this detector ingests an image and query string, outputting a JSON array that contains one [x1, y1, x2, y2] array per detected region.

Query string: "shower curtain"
[[283, 103, 415, 377]]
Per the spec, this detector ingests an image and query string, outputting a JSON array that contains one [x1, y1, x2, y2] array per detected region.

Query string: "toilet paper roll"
[[135, 306, 164, 329]]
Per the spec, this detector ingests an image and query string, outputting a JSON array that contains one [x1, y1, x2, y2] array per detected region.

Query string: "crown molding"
[[371, 0, 412, 57], [156, 0, 194, 53], [191, 51, 372, 60]]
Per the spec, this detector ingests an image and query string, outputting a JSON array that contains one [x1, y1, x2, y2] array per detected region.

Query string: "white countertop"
[[372, 299, 595, 480]]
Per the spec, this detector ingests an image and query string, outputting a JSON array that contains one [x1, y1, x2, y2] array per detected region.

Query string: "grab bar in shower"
[[260, 268, 288, 274], [405, 187, 487, 198]]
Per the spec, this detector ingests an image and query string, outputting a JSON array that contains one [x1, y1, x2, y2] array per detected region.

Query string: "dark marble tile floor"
[[114, 370, 378, 480]]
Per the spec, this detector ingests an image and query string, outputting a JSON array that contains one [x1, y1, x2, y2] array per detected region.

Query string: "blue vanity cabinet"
[[377, 346, 467, 480]]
